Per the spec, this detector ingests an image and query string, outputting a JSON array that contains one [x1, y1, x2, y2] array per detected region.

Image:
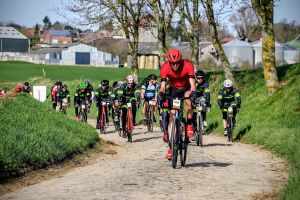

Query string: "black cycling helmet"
[[195, 70, 205, 77], [101, 80, 109, 86], [148, 74, 157, 80], [112, 81, 118, 88], [24, 81, 29, 86]]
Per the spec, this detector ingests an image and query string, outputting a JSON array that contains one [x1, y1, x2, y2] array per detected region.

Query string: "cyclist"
[[141, 74, 159, 125], [74, 82, 91, 120], [117, 75, 141, 131], [22, 81, 32, 94], [217, 79, 241, 136], [0, 86, 8, 96], [56, 85, 70, 111], [85, 79, 94, 111], [193, 70, 211, 127], [94, 80, 112, 129], [51, 81, 62, 109], [159, 48, 196, 159], [110, 81, 121, 122]]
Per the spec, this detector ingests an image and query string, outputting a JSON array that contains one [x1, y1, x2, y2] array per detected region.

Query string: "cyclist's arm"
[[217, 89, 223, 108], [140, 85, 146, 100], [160, 80, 166, 94], [205, 82, 210, 104], [235, 90, 241, 107], [134, 86, 141, 102]]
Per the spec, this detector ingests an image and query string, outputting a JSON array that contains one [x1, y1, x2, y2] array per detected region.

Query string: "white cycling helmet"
[[224, 79, 233, 88], [126, 75, 134, 84]]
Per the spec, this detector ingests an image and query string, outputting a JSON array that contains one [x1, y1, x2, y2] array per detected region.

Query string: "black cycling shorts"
[[169, 86, 190, 98]]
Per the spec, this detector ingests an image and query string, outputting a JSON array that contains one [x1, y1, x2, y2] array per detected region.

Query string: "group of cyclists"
[[9, 48, 241, 161]]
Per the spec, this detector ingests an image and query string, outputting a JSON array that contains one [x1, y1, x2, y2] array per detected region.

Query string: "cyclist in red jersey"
[[159, 49, 196, 159]]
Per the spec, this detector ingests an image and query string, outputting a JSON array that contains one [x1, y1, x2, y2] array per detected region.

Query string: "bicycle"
[[56, 98, 68, 114], [99, 100, 110, 134], [194, 97, 206, 147], [112, 100, 122, 136], [146, 99, 156, 133], [60, 98, 69, 115], [79, 99, 89, 122], [120, 99, 134, 143], [167, 96, 190, 168], [226, 104, 236, 142]]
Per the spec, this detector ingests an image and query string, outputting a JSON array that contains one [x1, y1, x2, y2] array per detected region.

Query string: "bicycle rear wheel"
[[171, 119, 178, 169]]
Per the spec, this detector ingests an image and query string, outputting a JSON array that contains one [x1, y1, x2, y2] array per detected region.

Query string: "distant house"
[[41, 30, 72, 44], [0, 26, 29, 54], [27, 43, 119, 67]]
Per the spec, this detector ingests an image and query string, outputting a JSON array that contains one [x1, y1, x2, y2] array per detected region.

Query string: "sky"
[[0, 0, 299, 31]]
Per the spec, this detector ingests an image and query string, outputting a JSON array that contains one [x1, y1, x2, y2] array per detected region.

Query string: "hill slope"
[[0, 94, 99, 180]]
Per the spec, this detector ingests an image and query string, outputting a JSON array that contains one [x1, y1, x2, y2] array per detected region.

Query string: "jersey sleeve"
[[187, 62, 195, 78], [141, 84, 146, 90], [160, 63, 167, 80]]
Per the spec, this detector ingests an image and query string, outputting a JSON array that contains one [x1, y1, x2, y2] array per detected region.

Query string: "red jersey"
[[160, 60, 195, 88]]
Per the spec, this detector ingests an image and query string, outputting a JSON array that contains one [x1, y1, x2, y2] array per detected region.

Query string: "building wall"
[[0, 38, 28, 52], [51, 36, 72, 44], [41, 32, 72, 44]]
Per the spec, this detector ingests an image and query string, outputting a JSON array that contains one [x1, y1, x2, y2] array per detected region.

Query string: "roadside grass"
[[205, 64, 300, 200], [0, 94, 99, 180]]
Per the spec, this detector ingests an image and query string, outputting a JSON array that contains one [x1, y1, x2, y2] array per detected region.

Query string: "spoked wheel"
[[127, 108, 133, 143], [227, 117, 233, 142], [196, 115, 203, 147], [180, 122, 188, 167], [171, 120, 178, 169], [147, 107, 153, 132], [100, 110, 106, 134]]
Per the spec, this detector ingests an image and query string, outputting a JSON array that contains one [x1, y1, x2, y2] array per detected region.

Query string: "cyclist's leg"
[[222, 111, 228, 135], [75, 100, 80, 118], [143, 99, 149, 123], [184, 90, 194, 137], [162, 109, 169, 142], [121, 106, 127, 130]]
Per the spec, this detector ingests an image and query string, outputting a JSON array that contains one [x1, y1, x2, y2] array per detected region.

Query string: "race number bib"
[[172, 99, 181, 110]]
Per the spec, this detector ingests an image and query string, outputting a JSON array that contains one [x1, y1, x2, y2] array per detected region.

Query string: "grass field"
[[0, 61, 158, 83], [0, 94, 99, 180], [0, 61, 299, 199]]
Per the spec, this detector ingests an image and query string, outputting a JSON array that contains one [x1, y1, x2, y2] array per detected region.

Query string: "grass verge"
[[0, 94, 99, 180]]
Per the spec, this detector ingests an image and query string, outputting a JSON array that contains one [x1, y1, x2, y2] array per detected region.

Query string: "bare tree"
[[61, 0, 145, 79], [201, 0, 236, 84], [148, 0, 178, 64], [178, 0, 202, 69], [230, 7, 261, 40], [252, 0, 279, 95], [274, 18, 300, 43]]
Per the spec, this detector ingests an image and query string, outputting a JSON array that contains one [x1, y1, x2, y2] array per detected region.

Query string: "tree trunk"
[[192, 34, 200, 69], [157, 26, 167, 64], [131, 31, 139, 82], [252, 0, 279, 95], [202, 0, 236, 85]]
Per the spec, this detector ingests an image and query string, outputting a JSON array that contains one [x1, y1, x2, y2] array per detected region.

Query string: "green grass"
[[0, 61, 158, 83], [0, 94, 99, 179], [205, 64, 300, 200]]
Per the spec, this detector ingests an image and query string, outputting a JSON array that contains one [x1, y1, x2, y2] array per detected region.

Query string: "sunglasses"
[[196, 76, 204, 79]]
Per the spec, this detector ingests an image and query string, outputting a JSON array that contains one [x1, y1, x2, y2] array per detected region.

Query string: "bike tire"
[[227, 117, 233, 142], [171, 119, 178, 169], [127, 108, 133, 143], [180, 122, 188, 166], [196, 114, 203, 147], [100, 106, 106, 134]]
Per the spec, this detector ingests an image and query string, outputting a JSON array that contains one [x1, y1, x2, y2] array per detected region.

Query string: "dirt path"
[[1, 120, 287, 200]]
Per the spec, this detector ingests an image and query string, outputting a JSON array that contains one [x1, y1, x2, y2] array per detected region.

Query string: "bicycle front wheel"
[[180, 122, 188, 166], [127, 108, 133, 143], [147, 106, 153, 132], [227, 117, 233, 142], [171, 119, 178, 169], [196, 114, 203, 147]]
